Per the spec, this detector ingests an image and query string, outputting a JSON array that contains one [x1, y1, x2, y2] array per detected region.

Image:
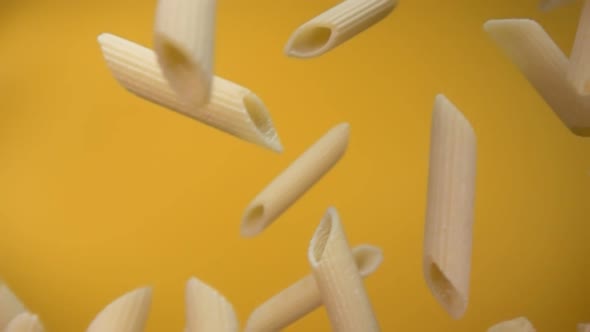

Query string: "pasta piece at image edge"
[[487, 317, 536, 332], [579, 323, 590, 332], [85, 287, 152, 332], [538, 0, 576, 11], [3, 313, 44, 332], [185, 277, 238, 332], [0, 282, 27, 330]]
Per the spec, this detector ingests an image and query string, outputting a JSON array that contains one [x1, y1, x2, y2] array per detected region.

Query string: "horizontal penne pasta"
[[3, 313, 44, 332], [284, 0, 397, 58], [0, 283, 27, 330], [579, 323, 590, 332], [567, 0, 590, 93], [308, 207, 380, 332], [185, 277, 238, 332], [86, 287, 152, 332], [484, 19, 590, 136], [244, 244, 383, 332], [487, 317, 536, 332], [154, 0, 216, 106], [241, 123, 350, 237], [423, 94, 476, 320], [97, 33, 283, 152], [538, 0, 576, 11]]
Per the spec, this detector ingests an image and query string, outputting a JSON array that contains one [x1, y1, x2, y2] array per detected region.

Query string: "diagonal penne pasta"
[[484, 19, 590, 136], [154, 0, 216, 106], [86, 287, 152, 332], [97, 33, 283, 153], [567, 0, 590, 93], [284, 0, 397, 58], [0, 283, 27, 330], [185, 277, 238, 332], [487, 317, 536, 332], [241, 123, 350, 237], [3, 313, 44, 332], [579, 323, 590, 332], [423, 94, 476, 320], [538, 0, 576, 11], [308, 207, 380, 332], [244, 244, 383, 332]]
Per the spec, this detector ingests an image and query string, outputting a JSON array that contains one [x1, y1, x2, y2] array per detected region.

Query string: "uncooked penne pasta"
[[538, 0, 576, 11], [484, 19, 590, 136], [567, 0, 590, 93], [154, 0, 216, 106], [308, 207, 380, 332], [579, 323, 590, 332], [0, 283, 27, 330], [241, 123, 349, 237], [185, 277, 238, 332], [97, 33, 283, 152], [244, 244, 382, 332], [3, 313, 44, 332], [86, 287, 152, 332], [284, 0, 397, 58], [423, 94, 476, 320], [487, 317, 536, 332]]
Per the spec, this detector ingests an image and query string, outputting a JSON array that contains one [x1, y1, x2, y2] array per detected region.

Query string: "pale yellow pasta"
[[3, 313, 44, 332], [487, 317, 536, 332], [423, 94, 476, 320], [538, 0, 576, 11], [154, 0, 216, 106], [285, 0, 397, 58], [185, 277, 238, 332], [97, 33, 283, 152], [86, 287, 152, 332], [567, 0, 590, 93], [579, 323, 590, 332], [0, 283, 27, 330]]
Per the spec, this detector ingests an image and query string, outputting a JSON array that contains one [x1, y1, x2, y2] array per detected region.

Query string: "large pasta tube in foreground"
[[0, 283, 27, 330], [185, 277, 238, 332], [3, 313, 44, 332], [308, 207, 380, 332], [241, 123, 350, 237], [154, 0, 216, 106], [423, 94, 476, 320], [285, 0, 397, 58], [86, 287, 152, 332], [487, 317, 536, 332], [244, 244, 383, 332], [97, 33, 283, 153]]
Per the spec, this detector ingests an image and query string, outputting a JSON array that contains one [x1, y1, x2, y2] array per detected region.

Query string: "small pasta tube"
[[308, 207, 380, 332], [423, 94, 476, 320], [97, 33, 283, 152], [86, 287, 152, 332], [487, 317, 536, 332], [538, 0, 576, 11], [0, 283, 27, 330], [284, 0, 397, 58], [154, 0, 216, 106], [484, 19, 590, 136], [244, 244, 383, 332], [567, 0, 590, 93], [185, 277, 238, 332], [241, 123, 350, 237], [3, 313, 44, 332]]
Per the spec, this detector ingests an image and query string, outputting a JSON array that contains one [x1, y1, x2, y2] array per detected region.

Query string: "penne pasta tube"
[[185, 277, 238, 332], [308, 207, 380, 332], [3, 313, 44, 332], [284, 0, 397, 58], [97, 33, 283, 153], [567, 0, 590, 93], [538, 0, 576, 11], [579, 323, 590, 332], [423, 94, 476, 320], [86, 287, 152, 332], [0, 283, 27, 330], [244, 244, 383, 332], [154, 0, 216, 106], [484, 19, 590, 136], [487, 317, 536, 332]]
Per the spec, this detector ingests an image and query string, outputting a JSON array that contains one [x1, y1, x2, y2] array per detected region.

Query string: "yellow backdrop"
[[0, 0, 588, 331]]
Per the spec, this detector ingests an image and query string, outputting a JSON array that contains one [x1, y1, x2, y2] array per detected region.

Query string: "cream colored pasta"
[[487, 317, 536, 332], [0, 283, 27, 330], [308, 207, 380, 332], [241, 123, 349, 237], [86, 287, 152, 332], [579, 323, 590, 332], [154, 0, 216, 106], [244, 244, 383, 332], [97, 33, 283, 152], [567, 0, 590, 93], [3, 313, 44, 332], [538, 0, 576, 11], [185, 277, 238, 332], [285, 0, 397, 58], [484, 19, 590, 136], [423, 94, 476, 320]]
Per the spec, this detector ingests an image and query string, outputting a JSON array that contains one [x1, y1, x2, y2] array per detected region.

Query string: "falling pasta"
[[487, 317, 536, 332], [86, 287, 152, 332], [0, 283, 27, 330], [185, 277, 238, 332], [3, 313, 44, 332]]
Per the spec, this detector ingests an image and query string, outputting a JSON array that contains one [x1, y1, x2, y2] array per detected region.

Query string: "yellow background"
[[0, 0, 589, 331]]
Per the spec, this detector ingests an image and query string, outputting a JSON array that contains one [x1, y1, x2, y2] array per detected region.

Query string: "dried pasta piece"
[[484, 19, 590, 136], [185, 277, 238, 332], [487, 317, 536, 332], [567, 0, 590, 93], [86, 287, 152, 332], [579, 323, 590, 332], [284, 0, 397, 58], [3, 313, 44, 332], [0, 283, 27, 330], [241, 123, 350, 237], [154, 0, 216, 106], [423, 94, 476, 320], [97, 33, 283, 152], [244, 244, 383, 332], [538, 0, 576, 11], [308, 207, 380, 332]]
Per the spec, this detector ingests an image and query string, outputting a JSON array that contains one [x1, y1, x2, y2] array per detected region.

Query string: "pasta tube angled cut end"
[[185, 277, 238, 332], [487, 317, 536, 332], [0, 283, 27, 330], [4, 313, 44, 332], [86, 287, 152, 332]]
